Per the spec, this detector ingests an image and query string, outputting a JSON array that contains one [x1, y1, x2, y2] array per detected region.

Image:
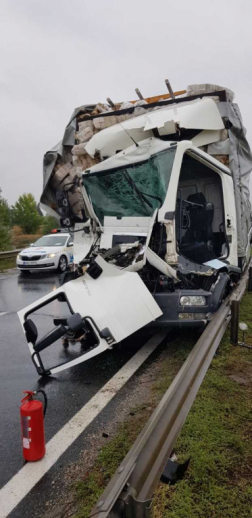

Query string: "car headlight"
[[180, 295, 206, 306], [17, 254, 20, 260], [47, 253, 56, 258]]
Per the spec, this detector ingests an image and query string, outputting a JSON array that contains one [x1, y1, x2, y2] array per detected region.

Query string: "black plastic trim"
[[164, 212, 175, 220]]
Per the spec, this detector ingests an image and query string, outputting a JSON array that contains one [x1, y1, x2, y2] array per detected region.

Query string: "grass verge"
[[0, 258, 16, 271], [73, 294, 252, 518], [154, 292, 252, 518]]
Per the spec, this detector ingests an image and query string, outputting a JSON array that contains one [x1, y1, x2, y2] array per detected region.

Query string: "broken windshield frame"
[[123, 170, 153, 213], [82, 148, 176, 225]]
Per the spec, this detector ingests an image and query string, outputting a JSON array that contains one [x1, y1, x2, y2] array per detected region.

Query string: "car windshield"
[[33, 236, 68, 247], [82, 148, 176, 225]]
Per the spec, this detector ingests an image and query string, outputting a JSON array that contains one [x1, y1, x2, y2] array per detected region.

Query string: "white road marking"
[[0, 312, 7, 317], [0, 331, 167, 518]]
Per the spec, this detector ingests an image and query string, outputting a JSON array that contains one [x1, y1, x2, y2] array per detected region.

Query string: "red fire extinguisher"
[[20, 390, 47, 461]]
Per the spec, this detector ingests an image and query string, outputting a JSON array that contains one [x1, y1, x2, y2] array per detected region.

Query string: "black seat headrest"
[[187, 192, 206, 207], [24, 319, 38, 345]]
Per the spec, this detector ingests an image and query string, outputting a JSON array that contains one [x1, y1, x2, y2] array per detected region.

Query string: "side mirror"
[[68, 242, 74, 247], [29, 243, 34, 247]]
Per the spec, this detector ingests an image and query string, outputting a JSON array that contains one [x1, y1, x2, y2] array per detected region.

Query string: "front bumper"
[[153, 290, 211, 327], [152, 272, 230, 327], [17, 258, 58, 270], [153, 285, 226, 328]]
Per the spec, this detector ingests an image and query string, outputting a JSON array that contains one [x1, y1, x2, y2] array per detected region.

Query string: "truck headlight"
[[180, 295, 206, 306], [47, 253, 56, 258]]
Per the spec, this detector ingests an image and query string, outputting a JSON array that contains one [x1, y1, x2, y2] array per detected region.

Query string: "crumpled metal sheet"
[[85, 97, 223, 158], [218, 102, 252, 257], [41, 98, 223, 205], [41, 104, 95, 205]]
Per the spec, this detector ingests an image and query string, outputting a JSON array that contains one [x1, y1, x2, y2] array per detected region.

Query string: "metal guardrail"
[[89, 267, 249, 518], [0, 249, 21, 260]]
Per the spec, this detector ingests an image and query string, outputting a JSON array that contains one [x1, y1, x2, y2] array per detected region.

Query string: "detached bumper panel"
[[18, 256, 162, 375]]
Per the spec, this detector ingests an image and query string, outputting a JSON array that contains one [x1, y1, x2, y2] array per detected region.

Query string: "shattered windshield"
[[82, 148, 176, 224]]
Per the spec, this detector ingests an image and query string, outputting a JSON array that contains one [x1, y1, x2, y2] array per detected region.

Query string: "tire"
[[20, 270, 30, 275], [58, 255, 67, 273]]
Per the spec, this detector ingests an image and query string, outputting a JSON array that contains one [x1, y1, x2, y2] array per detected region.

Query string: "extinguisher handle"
[[35, 390, 48, 417], [21, 390, 35, 403]]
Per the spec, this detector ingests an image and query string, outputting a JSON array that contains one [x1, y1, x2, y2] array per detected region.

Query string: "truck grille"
[[20, 255, 42, 261]]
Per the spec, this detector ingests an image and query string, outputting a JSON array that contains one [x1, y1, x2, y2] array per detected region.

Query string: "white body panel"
[[18, 255, 162, 374], [143, 98, 224, 131]]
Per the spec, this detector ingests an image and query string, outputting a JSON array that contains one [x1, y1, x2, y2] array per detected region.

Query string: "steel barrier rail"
[[0, 249, 21, 260], [89, 268, 249, 518]]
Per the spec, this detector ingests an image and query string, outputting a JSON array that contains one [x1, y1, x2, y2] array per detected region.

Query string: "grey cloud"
[[0, 0, 251, 204]]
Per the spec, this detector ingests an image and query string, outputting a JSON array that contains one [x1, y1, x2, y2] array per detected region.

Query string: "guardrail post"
[[230, 300, 240, 345], [248, 267, 252, 292]]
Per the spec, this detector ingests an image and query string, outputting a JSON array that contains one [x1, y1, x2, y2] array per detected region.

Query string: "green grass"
[[154, 292, 252, 518], [0, 257, 16, 271], [73, 408, 155, 518], [72, 295, 252, 518]]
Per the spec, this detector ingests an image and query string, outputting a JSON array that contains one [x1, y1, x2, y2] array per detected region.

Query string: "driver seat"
[[180, 192, 215, 262]]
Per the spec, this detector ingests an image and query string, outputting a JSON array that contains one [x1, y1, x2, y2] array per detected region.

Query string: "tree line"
[[0, 188, 58, 251]]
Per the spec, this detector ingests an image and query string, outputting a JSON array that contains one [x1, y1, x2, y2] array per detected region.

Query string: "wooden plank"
[[129, 89, 186, 104]]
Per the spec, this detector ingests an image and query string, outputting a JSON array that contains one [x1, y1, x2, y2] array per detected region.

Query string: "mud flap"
[[18, 256, 162, 375]]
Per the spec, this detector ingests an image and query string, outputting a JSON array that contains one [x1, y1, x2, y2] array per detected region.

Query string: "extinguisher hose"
[[36, 390, 48, 417]]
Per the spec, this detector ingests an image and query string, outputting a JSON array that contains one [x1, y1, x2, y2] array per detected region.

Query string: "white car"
[[16, 232, 74, 273]]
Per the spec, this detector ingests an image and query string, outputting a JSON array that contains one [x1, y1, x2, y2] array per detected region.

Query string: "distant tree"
[[40, 215, 59, 235], [12, 193, 42, 234], [0, 188, 11, 250], [0, 188, 10, 227], [0, 225, 11, 251]]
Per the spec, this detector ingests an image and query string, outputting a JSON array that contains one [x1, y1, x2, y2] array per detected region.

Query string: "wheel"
[[20, 270, 30, 275], [58, 255, 67, 273]]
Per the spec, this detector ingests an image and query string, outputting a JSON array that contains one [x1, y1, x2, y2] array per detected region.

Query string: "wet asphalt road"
[[0, 269, 149, 492]]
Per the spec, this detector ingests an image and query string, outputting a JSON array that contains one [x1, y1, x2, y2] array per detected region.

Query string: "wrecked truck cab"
[[18, 139, 241, 375], [18, 84, 252, 374], [79, 138, 238, 327]]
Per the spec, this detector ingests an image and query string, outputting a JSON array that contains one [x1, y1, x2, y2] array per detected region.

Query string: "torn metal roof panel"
[[143, 98, 224, 131], [85, 97, 224, 158]]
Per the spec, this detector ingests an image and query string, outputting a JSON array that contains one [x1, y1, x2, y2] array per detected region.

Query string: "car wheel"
[[58, 255, 67, 273]]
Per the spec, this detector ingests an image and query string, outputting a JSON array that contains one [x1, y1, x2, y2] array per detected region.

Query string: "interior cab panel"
[[176, 153, 227, 263]]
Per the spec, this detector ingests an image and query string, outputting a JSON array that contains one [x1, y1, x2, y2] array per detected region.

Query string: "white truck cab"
[[18, 84, 252, 375]]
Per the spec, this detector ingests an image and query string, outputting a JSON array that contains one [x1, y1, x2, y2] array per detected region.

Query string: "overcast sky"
[[0, 0, 251, 205]]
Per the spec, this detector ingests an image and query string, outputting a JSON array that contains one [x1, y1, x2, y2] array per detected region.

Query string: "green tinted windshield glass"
[[83, 148, 176, 224]]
